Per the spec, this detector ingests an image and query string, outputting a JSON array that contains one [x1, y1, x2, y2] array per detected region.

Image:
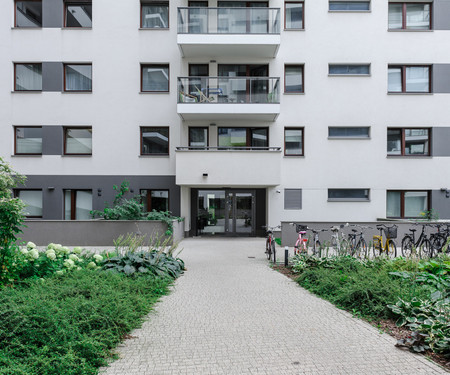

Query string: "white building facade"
[[2, 0, 450, 236]]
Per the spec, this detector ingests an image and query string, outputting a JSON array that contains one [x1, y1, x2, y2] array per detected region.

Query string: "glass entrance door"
[[226, 192, 254, 234]]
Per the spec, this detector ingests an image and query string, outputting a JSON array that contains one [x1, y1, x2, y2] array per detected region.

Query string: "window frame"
[[63, 63, 93, 92], [14, 189, 43, 218], [328, 126, 371, 139], [284, 127, 304, 156], [140, 189, 170, 212], [140, 126, 170, 155], [64, 189, 93, 220], [140, 1, 169, 29], [327, 188, 370, 202], [217, 127, 269, 149], [284, 1, 304, 30], [14, 126, 43, 155], [328, 0, 371, 12], [387, 127, 431, 156], [188, 127, 209, 148], [284, 64, 304, 94], [386, 190, 431, 219], [284, 188, 302, 210], [328, 64, 371, 76], [14, 62, 42, 92], [141, 64, 170, 93], [14, 0, 42, 28], [388, 2, 432, 31], [388, 65, 431, 93], [64, 1, 93, 28], [63, 126, 93, 155]]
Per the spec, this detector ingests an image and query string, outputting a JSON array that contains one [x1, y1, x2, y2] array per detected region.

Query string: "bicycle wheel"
[[388, 240, 397, 258], [356, 239, 368, 259], [431, 236, 445, 255], [271, 241, 276, 262], [349, 237, 357, 256], [420, 239, 432, 258], [401, 236, 413, 258], [373, 240, 381, 258], [266, 238, 272, 260]]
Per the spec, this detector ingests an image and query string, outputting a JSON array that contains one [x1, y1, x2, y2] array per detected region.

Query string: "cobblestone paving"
[[101, 238, 447, 375]]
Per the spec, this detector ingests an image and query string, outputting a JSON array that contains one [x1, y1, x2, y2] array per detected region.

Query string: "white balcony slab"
[[177, 103, 280, 121]]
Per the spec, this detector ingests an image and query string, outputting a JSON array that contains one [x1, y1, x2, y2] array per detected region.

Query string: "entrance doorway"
[[196, 189, 256, 236]]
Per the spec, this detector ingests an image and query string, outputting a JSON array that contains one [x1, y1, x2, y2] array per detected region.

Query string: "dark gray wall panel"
[[42, 62, 63, 92], [432, 190, 450, 219], [42, 0, 63, 28], [432, 127, 450, 156], [433, 64, 450, 93], [434, 0, 450, 30], [19, 175, 180, 220], [42, 126, 63, 155]]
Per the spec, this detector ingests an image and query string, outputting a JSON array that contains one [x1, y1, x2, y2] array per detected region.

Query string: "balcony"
[[177, 7, 281, 58], [177, 76, 280, 121], [175, 147, 281, 187]]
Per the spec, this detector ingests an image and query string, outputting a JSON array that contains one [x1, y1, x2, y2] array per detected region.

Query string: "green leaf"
[[430, 290, 442, 301], [396, 317, 407, 327], [123, 265, 136, 275]]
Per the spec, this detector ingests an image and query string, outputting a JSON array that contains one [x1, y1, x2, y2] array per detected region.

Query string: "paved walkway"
[[101, 238, 447, 375]]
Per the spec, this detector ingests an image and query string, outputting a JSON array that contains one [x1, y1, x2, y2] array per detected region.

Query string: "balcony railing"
[[178, 7, 280, 34], [178, 77, 280, 104], [176, 147, 281, 151]]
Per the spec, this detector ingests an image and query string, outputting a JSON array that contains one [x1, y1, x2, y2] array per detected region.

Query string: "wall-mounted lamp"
[[441, 188, 450, 198], [276, 190, 281, 194], [130, 189, 134, 193], [203, 173, 208, 177], [97, 188, 102, 197]]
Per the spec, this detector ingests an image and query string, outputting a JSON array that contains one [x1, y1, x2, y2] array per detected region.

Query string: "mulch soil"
[[272, 264, 450, 372]]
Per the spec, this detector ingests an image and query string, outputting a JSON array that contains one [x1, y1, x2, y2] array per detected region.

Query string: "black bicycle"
[[307, 227, 327, 256], [348, 225, 371, 258], [401, 223, 432, 258], [430, 223, 450, 257]]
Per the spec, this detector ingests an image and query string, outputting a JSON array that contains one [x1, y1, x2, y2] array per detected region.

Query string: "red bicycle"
[[291, 223, 308, 255], [264, 225, 280, 260]]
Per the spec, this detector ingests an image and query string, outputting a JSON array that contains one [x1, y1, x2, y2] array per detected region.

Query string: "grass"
[[0, 270, 172, 375]]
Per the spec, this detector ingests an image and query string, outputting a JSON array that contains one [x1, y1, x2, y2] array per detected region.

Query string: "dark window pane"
[[285, 128, 303, 155], [66, 4, 92, 27], [16, 127, 42, 154], [16, 1, 42, 27], [404, 128, 429, 155], [218, 128, 247, 148], [285, 2, 303, 29], [328, 189, 369, 200], [189, 128, 208, 148], [329, 127, 369, 138], [251, 128, 268, 148], [142, 65, 169, 91], [15, 64, 42, 91], [329, 1, 370, 11], [285, 65, 303, 93], [329, 64, 370, 75], [141, 127, 169, 154], [387, 129, 402, 155]]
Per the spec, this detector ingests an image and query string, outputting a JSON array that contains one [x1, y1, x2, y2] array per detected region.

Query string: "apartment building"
[[2, 0, 450, 237]]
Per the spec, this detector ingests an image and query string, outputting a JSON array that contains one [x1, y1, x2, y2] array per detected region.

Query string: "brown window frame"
[[140, 1, 169, 29], [387, 127, 431, 156], [284, 127, 304, 156], [217, 127, 269, 149], [64, 1, 93, 28], [141, 64, 170, 93], [14, 0, 42, 28], [63, 126, 93, 155], [284, 1, 304, 30], [14, 63, 42, 92], [388, 65, 432, 93], [284, 64, 304, 94], [386, 190, 431, 219], [63, 63, 93, 92], [189, 127, 209, 148], [14, 189, 43, 218], [64, 189, 92, 220], [14, 126, 43, 155], [140, 189, 170, 212], [140, 126, 170, 155], [388, 2, 432, 30]]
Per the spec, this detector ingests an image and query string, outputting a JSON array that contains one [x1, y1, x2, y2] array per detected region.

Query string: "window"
[[329, 1, 370, 11], [141, 190, 169, 212], [328, 64, 370, 75], [15, 190, 43, 218], [328, 127, 370, 138], [387, 128, 430, 156], [388, 65, 431, 93], [64, 127, 92, 155], [65, 1, 92, 28], [284, 128, 304, 156], [141, 127, 169, 155], [388, 3, 431, 30], [141, 64, 169, 92], [387, 190, 429, 218], [285, 2, 304, 29], [284, 189, 302, 210], [64, 64, 92, 92], [328, 189, 370, 201], [189, 127, 208, 148], [141, 1, 169, 28], [14, 63, 42, 91], [15, 1, 42, 27], [285, 65, 304, 93], [64, 190, 92, 220], [218, 128, 268, 148], [15, 126, 42, 155]]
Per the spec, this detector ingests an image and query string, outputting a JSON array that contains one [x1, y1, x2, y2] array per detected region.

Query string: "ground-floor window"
[[140, 189, 169, 212], [14, 189, 43, 218], [64, 190, 92, 220], [386, 190, 429, 218]]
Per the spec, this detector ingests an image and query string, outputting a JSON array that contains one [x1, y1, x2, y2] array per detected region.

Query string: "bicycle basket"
[[383, 226, 398, 239], [296, 224, 308, 233]]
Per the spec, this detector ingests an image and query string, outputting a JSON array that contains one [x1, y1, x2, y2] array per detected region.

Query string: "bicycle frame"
[[373, 225, 397, 258], [294, 230, 308, 255]]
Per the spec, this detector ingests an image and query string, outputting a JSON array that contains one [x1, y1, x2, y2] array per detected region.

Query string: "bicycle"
[[290, 223, 308, 255], [401, 223, 432, 258], [264, 225, 280, 261], [348, 225, 371, 258], [329, 224, 350, 255], [373, 224, 397, 258], [308, 227, 327, 256], [430, 223, 450, 257]]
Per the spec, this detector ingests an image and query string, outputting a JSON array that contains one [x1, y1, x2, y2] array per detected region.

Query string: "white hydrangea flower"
[[69, 254, 79, 262], [63, 259, 75, 269], [47, 243, 56, 250], [76, 267, 82, 271], [28, 249, 39, 260], [93, 254, 103, 263], [26, 241, 36, 249], [87, 261, 97, 269], [46, 250, 56, 260], [72, 247, 83, 254], [55, 270, 64, 275], [20, 248, 29, 255]]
